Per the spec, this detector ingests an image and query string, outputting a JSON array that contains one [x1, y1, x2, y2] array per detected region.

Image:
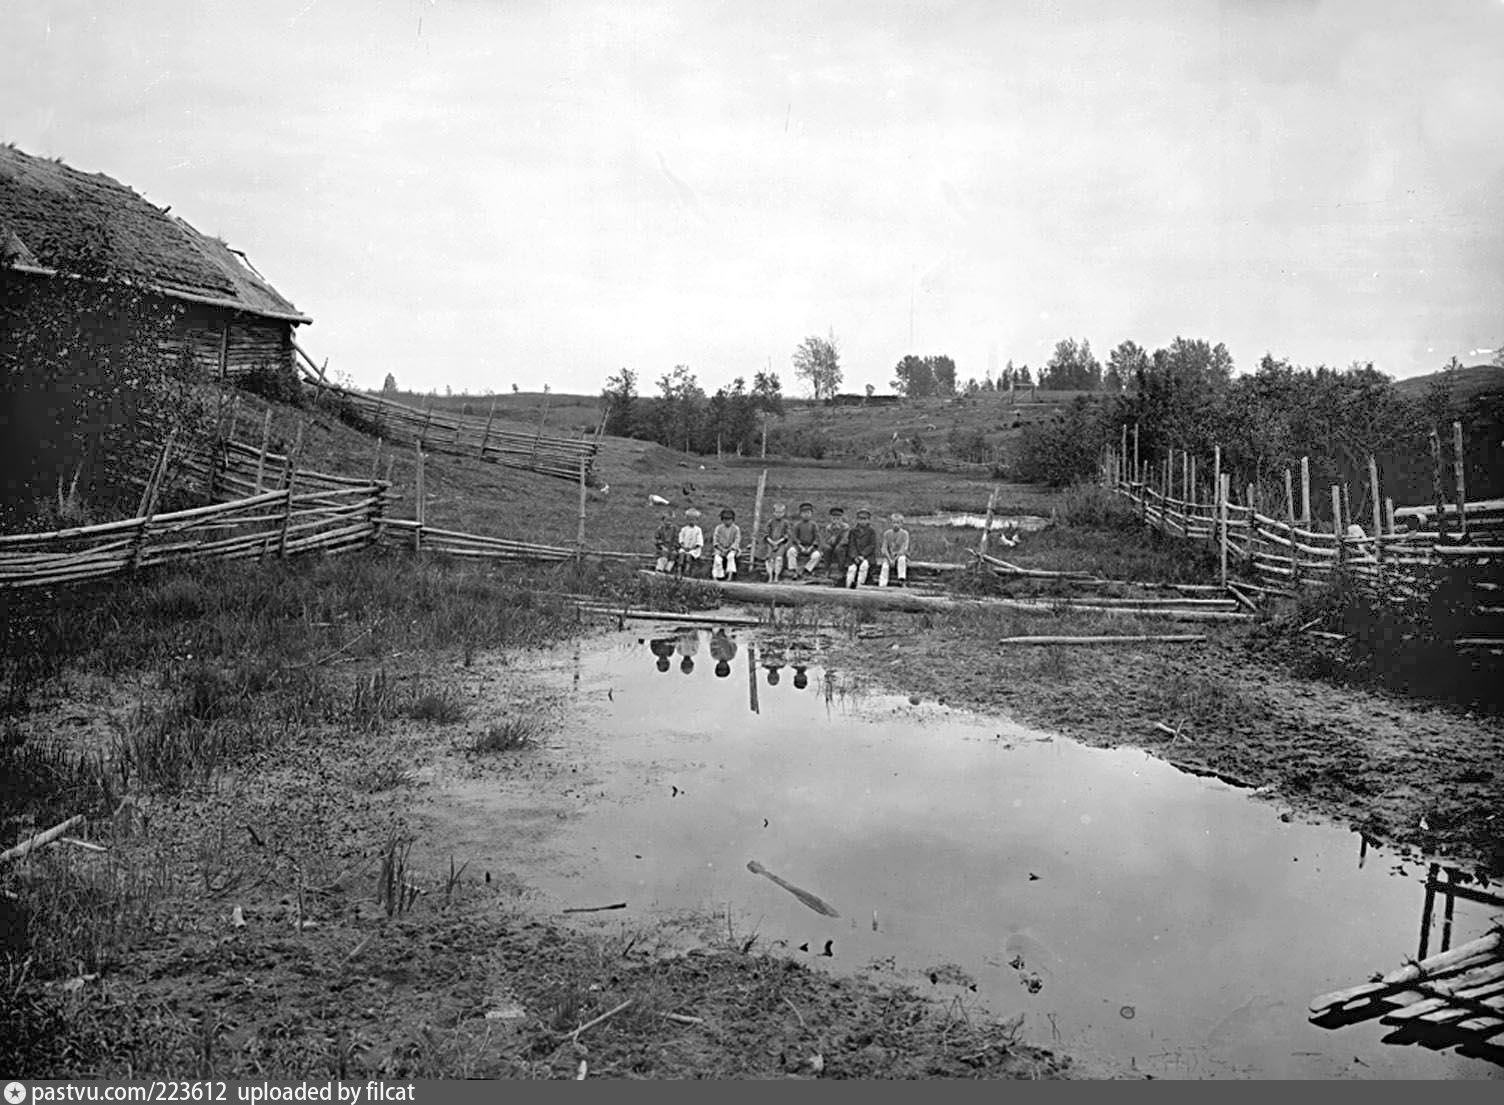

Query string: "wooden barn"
[[0, 143, 310, 380]]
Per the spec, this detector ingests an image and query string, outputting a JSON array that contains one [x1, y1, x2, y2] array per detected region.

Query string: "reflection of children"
[[711, 509, 741, 581], [788, 502, 821, 578], [821, 506, 851, 582], [880, 512, 910, 587], [675, 508, 704, 576], [765, 664, 782, 686], [676, 627, 699, 674], [709, 629, 737, 678], [792, 664, 809, 691], [649, 636, 676, 673], [845, 507, 877, 588], [653, 510, 677, 573], [761, 503, 791, 582]]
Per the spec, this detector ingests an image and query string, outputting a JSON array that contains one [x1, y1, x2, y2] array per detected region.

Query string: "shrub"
[[236, 360, 305, 406]]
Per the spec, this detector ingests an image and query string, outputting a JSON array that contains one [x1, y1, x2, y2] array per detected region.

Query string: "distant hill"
[[1393, 363, 1504, 403]]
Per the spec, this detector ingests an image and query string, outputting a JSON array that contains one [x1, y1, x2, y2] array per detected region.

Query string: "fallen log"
[[995, 634, 1207, 646], [574, 604, 761, 627], [656, 574, 1253, 622], [746, 859, 840, 918], [0, 815, 85, 864]]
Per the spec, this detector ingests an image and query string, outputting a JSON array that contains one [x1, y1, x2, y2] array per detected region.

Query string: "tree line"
[[1017, 336, 1504, 510]]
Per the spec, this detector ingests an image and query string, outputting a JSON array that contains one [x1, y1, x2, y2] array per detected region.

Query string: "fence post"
[[1331, 484, 1344, 570], [980, 485, 999, 559], [1452, 421, 1468, 537], [420, 396, 433, 451], [1299, 457, 1311, 529], [254, 409, 272, 494], [1429, 429, 1449, 542], [1385, 497, 1396, 536], [1285, 467, 1299, 587], [277, 423, 304, 559], [372, 437, 382, 482], [749, 468, 767, 577], [1218, 473, 1229, 589], [480, 397, 497, 460], [1132, 423, 1140, 485], [414, 443, 425, 555], [1368, 455, 1383, 573], [1211, 445, 1220, 547], [130, 431, 176, 572], [576, 456, 588, 558], [1120, 424, 1128, 487]]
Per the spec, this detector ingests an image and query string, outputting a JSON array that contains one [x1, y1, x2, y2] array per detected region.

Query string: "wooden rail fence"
[[292, 345, 601, 484]]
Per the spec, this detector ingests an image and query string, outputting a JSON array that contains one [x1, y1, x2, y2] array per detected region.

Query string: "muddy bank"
[[819, 617, 1504, 877]]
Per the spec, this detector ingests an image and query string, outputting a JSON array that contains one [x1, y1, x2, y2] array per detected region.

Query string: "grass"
[[469, 717, 542, 754]]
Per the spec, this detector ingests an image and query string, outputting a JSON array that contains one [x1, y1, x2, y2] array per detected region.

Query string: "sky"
[[3, 0, 1503, 395]]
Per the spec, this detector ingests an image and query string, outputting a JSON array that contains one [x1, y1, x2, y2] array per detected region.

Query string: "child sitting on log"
[[711, 508, 742, 580], [653, 509, 678, 573], [761, 503, 791, 582], [788, 502, 821, 579], [845, 506, 878, 588], [880, 512, 909, 587], [821, 506, 851, 584], [675, 507, 704, 576]]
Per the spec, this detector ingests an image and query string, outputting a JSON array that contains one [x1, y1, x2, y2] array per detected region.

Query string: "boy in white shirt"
[[711, 508, 742, 580], [879, 512, 910, 587], [675, 507, 704, 576]]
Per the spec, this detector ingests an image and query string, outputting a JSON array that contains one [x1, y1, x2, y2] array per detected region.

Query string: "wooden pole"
[[414, 445, 425, 554], [1218, 473, 1229, 589], [1331, 484, 1344, 568], [1452, 420, 1468, 536], [1211, 444, 1220, 531], [1300, 456, 1311, 527], [1285, 468, 1299, 586], [1190, 454, 1198, 510], [761, 418, 768, 460], [480, 397, 497, 459], [254, 408, 272, 493], [1182, 449, 1190, 506], [1385, 497, 1396, 536], [749, 468, 767, 574], [747, 642, 759, 715], [1132, 422, 1140, 484], [1368, 455, 1383, 567], [130, 431, 176, 570], [1429, 429, 1449, 541], [277, 423, 305, 559], [372, 437, 382, 482], [576, 456, 588, 552], [420, 395, 433, 450], [979, 485, 999, 559], [1120, 424, 1128, 486]]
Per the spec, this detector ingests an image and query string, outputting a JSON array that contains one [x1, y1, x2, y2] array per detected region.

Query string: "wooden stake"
[[277, 423, 305, 559], [576, 456, 588, 551], [1182, 449, 1190, 505], [254, 409, 272, 493], [979, 485, 999, 558], [1132, 422, 1140, 484], [1429, 429, 1449, 541], [1285, 468, 1299, 585], [1300, 456, 1312, 527], [414, 444, 425, 554], [372, 437, 382, 482], [420, 395, 433, 450], [1452, 421, 1468, 535], [480, 397, 497, 459], [1190, 453, 1198, 509], [1120, 424, 1128, 486], [1385, 497, 1396, 536], [749, 468, 767, 573], [1368, 455, 1383, 567], [1211, 444, 1220, 532], [1331, 484, 1344, 568], [1219, 473, 1229, 589]]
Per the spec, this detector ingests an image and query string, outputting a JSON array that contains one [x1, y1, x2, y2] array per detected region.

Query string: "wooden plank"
[[1309, 930, 1504, 1014]]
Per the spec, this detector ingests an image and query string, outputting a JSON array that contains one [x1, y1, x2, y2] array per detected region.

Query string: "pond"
[[429, 627, 1501, 1080]]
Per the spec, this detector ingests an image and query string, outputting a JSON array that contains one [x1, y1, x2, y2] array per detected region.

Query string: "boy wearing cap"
[[821, 506, 851, 584], [845, 507, 878, 588], [788, 501, 821, 579], [761, 503, 791, 582], [653, 509, 678, 573], [711, 508, 742, 580], [675, 507, 705, 576], [880, 512, 910, 587]]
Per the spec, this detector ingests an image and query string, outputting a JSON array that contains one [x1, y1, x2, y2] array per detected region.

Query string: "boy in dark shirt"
[[653, 509, 677, 573], [821, 506, 851, 584], [788, 502, 821, 579], [845, 506, 878, 588]]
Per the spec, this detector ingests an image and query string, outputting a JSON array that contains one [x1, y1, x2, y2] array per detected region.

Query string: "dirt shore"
[[817, 615, 1503, 879]]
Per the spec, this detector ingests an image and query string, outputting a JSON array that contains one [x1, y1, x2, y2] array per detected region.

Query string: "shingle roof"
[[0, 144, 310, 324]]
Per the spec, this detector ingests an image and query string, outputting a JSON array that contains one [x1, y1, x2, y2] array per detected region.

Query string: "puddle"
[[424, 629, 1502, 1080], [904, 512, 1050, 532]]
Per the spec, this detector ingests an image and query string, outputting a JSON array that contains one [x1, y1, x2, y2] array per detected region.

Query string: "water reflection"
[[710, 628, 737, 678]]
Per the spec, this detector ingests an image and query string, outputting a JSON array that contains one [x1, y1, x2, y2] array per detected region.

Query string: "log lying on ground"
[[650, 573, 1252, 622], [0, 815, 85, 864], [574, 604, 762, 627], [996, 634, 1208, 646]]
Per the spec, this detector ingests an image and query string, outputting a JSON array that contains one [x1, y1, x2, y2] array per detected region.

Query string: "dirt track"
[[821, 619, 1504, 878]]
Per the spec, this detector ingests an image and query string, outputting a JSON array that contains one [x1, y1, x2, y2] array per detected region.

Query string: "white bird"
[[649, 494, 670, 506]]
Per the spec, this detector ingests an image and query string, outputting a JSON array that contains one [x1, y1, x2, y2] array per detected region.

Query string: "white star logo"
[[5, 1083, 27, 1104]]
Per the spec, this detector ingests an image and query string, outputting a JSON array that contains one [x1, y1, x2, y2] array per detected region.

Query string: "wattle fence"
[[1100, 424, 1504, 645]]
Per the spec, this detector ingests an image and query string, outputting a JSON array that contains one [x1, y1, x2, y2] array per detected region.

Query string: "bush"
[[235, 360, 305, 406]]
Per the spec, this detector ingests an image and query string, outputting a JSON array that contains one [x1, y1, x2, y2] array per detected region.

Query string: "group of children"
[[653, 501, 911, 589]]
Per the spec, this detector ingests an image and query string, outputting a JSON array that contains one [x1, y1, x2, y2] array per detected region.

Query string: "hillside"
[[1393, 362, 1504, 403]]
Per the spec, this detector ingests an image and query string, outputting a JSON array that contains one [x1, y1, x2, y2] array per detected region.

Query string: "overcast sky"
[[4, 0, 1502, 395]]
